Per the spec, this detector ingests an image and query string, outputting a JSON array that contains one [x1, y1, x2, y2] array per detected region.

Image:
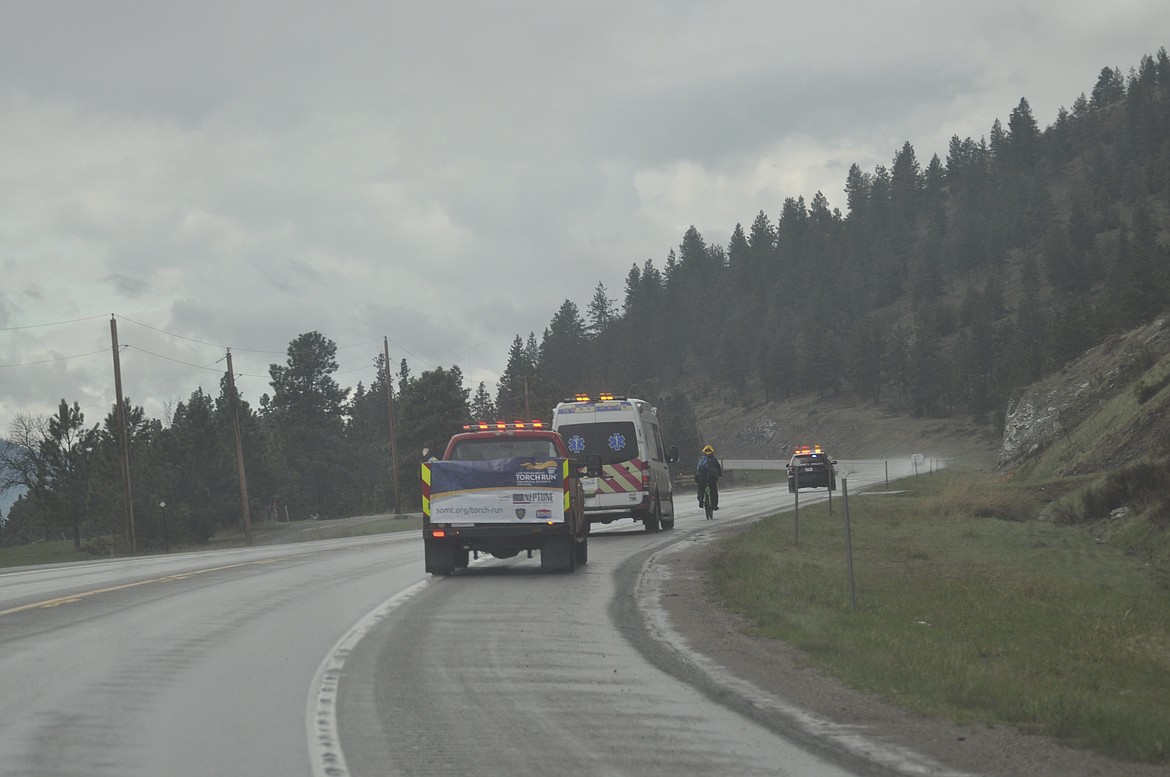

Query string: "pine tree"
[[470, 382, 496, 421], [495, 335, 533, 418], [586, 282, 617, 336], [538, 300, 587, 396], [264, 332, 350, 520], [1006, 97, 1040, 167]]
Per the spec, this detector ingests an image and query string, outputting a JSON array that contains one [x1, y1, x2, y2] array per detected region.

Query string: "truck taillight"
[[431, 529, 447, 538], [642, 470, 650, 491]]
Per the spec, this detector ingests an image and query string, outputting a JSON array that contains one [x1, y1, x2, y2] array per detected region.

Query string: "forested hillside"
[[2, 49, 1168, 554], [502, 49, 1170, 435]]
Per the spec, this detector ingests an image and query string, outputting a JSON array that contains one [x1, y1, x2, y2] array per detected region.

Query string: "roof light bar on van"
[[564, 393, 626, 403]]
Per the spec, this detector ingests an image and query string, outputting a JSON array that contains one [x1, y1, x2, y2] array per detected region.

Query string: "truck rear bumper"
[[424, 522, 573, 552]]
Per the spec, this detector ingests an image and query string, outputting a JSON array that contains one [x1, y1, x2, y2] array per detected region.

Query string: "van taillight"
[[431, 529, 446, 538]]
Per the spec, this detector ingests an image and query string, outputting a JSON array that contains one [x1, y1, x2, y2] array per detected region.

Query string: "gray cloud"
[[2, 1, 1169, 434]]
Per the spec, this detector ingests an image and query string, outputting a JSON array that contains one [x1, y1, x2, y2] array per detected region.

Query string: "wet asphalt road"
[[0, 459, 938, 777]]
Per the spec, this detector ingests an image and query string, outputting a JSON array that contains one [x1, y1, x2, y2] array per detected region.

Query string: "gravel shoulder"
[[655, 534, 1165, 777]]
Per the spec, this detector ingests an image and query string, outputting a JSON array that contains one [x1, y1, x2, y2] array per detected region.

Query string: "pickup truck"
[[421, 422, 595, 574]]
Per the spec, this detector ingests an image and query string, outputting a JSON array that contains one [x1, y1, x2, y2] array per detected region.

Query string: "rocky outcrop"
[[998, 316, 1170, 469]]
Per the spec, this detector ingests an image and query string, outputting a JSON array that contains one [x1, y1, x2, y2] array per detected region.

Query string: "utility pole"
[[225, 348, 253, 546], [383, 337, 401, 515], [109, 315, 136, 552]]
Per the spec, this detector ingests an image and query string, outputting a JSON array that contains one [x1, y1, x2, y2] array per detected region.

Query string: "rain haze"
[[2, 1, 1168, 436]]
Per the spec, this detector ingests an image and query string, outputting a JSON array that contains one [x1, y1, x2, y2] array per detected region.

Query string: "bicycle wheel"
[[704, 485, 713, 520]]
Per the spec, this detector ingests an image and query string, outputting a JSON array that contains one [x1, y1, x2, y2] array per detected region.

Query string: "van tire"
[[644, 498, 661, 533], [659, 493, 674, 530]]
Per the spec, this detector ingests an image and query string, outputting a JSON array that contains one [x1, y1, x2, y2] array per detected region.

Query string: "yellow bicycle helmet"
[[702, 444, 715, 455]]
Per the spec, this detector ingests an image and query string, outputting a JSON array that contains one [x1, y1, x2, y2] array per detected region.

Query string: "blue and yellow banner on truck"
[[422, 458, 571, 524]]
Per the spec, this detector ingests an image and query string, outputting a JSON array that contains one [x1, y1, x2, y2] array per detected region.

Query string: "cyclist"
[[695, 444, 723, 511]]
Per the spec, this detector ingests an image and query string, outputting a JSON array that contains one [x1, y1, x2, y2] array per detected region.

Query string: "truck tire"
[[574, 534, 588, 565], [425, 541, 456, 576], [541, 536, 575, 573], [454, 547, 470, 568]]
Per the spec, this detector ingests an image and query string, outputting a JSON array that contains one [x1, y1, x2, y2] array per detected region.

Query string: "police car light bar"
[[793, 444, 824, 455]]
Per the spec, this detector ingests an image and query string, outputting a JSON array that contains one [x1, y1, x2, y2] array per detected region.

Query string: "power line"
[[384, 335, 435, 369], [116, 315, 286, 354], [118, 315, 397, 357], [336, 364, 378, 376], [337, 337, 383, 351], [5, 312, 439, 371], [0, 348, 110, 369], [122, 345, 227, 374], [0, 314, 108, 332]]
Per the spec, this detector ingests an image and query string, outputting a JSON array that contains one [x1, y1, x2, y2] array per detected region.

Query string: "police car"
[[787, 444, 837, 492]]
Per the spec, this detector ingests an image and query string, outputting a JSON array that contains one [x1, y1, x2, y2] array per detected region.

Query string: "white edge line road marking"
[[636, 538, 981, 777], [308, 578, 431, 777]]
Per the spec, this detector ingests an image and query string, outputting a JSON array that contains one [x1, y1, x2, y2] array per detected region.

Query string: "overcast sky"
[[2, 1, 1168, 437]]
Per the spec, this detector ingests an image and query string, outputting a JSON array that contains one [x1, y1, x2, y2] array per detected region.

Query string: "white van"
[[552, 394, 678, 532]]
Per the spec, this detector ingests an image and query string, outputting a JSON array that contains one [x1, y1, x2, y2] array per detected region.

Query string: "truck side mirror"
[[667, 445, 679, 464]]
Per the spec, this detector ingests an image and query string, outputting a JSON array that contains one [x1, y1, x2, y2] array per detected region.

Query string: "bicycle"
[[699, 477, 714, 520]]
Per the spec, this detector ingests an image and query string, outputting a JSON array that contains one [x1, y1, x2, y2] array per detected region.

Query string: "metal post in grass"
[[842, 477, 857, 611], [159, 501, 170, 555], [884, 460, 888, 490], [793, 467, 800, 545]]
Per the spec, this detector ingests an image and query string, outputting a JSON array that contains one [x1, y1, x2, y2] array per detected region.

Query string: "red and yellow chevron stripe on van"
[[595, 458, 647, 494]]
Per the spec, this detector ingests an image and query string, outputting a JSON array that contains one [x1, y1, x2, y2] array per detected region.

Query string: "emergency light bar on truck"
[[462, 420, 546, 431]]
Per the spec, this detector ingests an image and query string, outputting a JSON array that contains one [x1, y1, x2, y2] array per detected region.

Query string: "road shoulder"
[[653, 534, 1163, 777]]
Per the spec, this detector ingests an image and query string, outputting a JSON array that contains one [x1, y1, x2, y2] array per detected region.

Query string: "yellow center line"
[[0, 556, 293, 618]]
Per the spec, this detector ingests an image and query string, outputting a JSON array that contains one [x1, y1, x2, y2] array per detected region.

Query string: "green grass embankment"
[[710, 470, 1170, 764]]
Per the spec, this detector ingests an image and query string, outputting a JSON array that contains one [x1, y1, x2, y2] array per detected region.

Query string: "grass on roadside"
[[0, 514, 424, 568], [220, 514, 423, 547], [710, 471, 1170, 764], [0, 539, 96, 568]]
